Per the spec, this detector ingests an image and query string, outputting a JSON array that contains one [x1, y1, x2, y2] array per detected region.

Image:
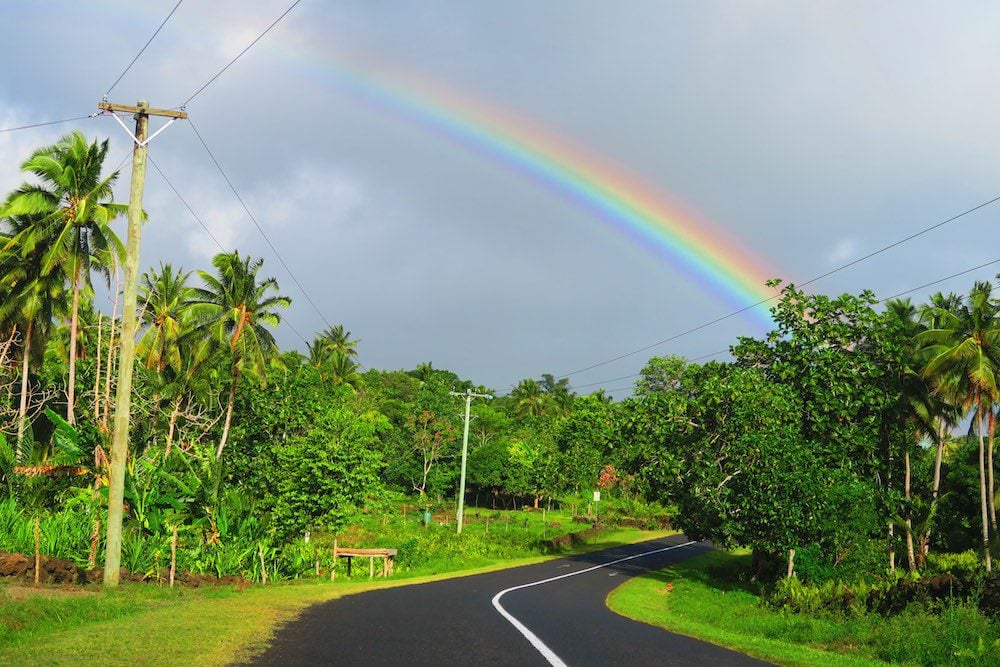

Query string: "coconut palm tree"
[[0, 215, 67, 457], [327, 351, 362, 389], [887, 298, 962, 570], [0, 131, 126, 425], [317, 324, 360, 359], [137, 263, 195, 374], [510, 378, 558, 419], [919, 281, 1000, 571], [190, 251, 290, 460]]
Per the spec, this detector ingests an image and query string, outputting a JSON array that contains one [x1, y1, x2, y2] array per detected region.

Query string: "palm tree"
[[191, 251, 290, 460], [0, 131, 127, 425], [318, 324, 360, 359], [0, 215, 67, 457], [137, 263, 194, 374], [887, 298, 949, 570], [541, 373, 575, 414], [510, 378, 558, 419], [919, 281, 1000, 571], [326, 351, 362, 389]]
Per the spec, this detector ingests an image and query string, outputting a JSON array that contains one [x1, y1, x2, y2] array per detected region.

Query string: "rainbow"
[[290, 53, 780, 327], [54, 1, 782, 327]]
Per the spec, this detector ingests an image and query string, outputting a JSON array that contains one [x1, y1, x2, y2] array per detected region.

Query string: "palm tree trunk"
[[16, 321, 33, 461], [102, 268, 120, 431], [94, 312, 102, 424], [989, 410, 997, 533], [166, 395, 182, 457], [905, 444, 916, 572], [67, 260, 82, 425], [921, 419, 948, 565], [979, 406, 992, 571], [887, 444, 895, 576], [216, 364, 239, 460]]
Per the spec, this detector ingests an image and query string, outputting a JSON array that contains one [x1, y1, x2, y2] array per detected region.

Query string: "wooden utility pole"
[[449, 390, 492, 534], [100, 100, 186, 587]]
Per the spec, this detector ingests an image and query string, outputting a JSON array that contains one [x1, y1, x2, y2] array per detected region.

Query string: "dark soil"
[[0, 550, 246, 588]]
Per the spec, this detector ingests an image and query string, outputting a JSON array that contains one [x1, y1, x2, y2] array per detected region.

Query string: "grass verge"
[[607, 550, 878, 666], [0, 526, 672, 666], [607, 550, 1000, 667]]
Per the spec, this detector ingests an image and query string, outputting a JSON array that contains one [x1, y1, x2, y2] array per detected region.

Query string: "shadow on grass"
[[605, 548, 766, 597]]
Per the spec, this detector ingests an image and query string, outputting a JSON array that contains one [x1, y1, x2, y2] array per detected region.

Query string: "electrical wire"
[[0, 114, 99, 134], [571, 349, 730, 391], [104, 0, 184, 99], [147, 155, 225, 252], [569, 254, 1000, 393], [879, 257, 1000, 303], [180, 0, 302, 107], [558, 193, 1000, 378], [186, 118, 333, 338], [146, 152, 312, 346]]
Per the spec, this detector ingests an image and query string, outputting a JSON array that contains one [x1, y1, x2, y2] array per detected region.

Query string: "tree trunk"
[[102, 270, 120, 432], [786, 549, 796, 579], [979, 407, 992, 572], [34, 515, 40, 586], [905, 445, 916, 573], [166, 395, 182, 457], [67, 260, 82, 425], [887, 442, 895, 577], [990, 409, 997, 534], [16, 321, 32, 461], [94, 312, 102, 424], [923, 419, 948, 562], [88, 514, 101, 569], [169, 525, 177, 588], [216, 364, 240, 460]]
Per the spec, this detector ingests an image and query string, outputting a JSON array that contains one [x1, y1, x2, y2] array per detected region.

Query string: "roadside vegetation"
[[4, 131, 1000, 664], [609, 550, 1000, 665]]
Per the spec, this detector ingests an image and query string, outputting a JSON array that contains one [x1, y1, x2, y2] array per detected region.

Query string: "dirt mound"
[[0, 550, 247, 588], [0, 551, 86, 584]]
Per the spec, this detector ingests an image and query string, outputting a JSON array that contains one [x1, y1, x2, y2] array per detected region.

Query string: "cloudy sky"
[[3, 1, 1000, 397]]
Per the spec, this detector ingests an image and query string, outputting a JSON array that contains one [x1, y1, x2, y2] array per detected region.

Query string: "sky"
[[3, 1, 1000, 398]]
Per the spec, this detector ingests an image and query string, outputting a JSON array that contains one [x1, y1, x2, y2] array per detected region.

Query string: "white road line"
[[491, 540, 697, 667]]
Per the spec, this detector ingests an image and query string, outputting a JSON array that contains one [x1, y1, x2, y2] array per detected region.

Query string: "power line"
[[146, 152, 312, 346], [879, 257, 1000, 303], [0, 113, 99, 134], [572, 349, 730, 390], [186, 118, 333, 337], [180, 0, 302, 107], [579, 258, 1000, 394], [147, 155, 225, 252], [104, 0, 184, 99], [559, 192, 1000, 378]]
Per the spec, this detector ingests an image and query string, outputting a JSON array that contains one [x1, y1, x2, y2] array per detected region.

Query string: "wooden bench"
[[332, 540, 397, 579]]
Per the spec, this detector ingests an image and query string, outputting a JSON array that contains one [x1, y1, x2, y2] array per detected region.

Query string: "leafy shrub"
[[926, 550, 982, 578]]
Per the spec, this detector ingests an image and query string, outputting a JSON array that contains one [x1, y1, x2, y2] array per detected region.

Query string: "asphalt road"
[[249, 534, 770, 666]]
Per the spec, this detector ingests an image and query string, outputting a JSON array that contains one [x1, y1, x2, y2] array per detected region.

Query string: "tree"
[[191, 251, 290, 460], [540, 373, 575, 414], [919, 280, 1000, 571], [510, 378, 558, 419], [0, 131, 126, 425], [317, 324, 360, 359], [0, 215, 67, 456], [137, 263, 194, 374]]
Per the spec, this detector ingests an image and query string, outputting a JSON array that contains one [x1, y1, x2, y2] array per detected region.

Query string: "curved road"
[[249, 534, 768, 666]]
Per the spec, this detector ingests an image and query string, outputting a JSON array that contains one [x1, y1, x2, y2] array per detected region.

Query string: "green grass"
[[607, 550, 1000, 667], [0, 523, 672, 666]]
